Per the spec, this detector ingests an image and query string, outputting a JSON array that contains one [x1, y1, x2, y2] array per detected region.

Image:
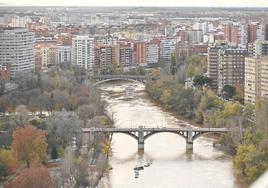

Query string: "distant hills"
[[0, 3, 9, 6]]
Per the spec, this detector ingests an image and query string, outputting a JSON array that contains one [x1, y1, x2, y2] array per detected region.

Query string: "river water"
[[98, 82, 242, 188]]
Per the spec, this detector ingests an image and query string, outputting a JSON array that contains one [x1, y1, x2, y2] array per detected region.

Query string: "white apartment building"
[[253, 40, 268, 57], [71, 36, 95, 70], [9, 16, 32, 28], [188, 30, 203, 43], [0, 28, 35, 78], [160, 38, 177, 64], [244, 57, 258, 104], [146, 43, 159, 65], [245, 57, 268, 104], [58, 45, 71, 65], [238, 23, 248, 49], [256, 23, 265, 41]]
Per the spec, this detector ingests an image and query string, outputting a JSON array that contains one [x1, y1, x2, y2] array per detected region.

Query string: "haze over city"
[[1, 0, 268, 7]]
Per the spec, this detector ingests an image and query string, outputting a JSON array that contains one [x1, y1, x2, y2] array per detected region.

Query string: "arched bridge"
[[91, 75, 159, 86], [82, 126, 230, 151]]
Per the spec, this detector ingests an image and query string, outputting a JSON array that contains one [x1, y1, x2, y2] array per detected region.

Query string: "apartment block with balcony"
[[0, 27, 35, 78], [71, 35, 95, 70], [244, 57, 268, 104], [207, 41, 228, 90], [218, 48, 247, 94]]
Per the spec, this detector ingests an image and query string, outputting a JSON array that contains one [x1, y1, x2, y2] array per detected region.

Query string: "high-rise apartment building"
[[0, 28, 35, 78], [160, 38, 177, 64], [244, 57, 260, 104], [253, 40, 268, 57], [119, 47, 134, 67], [71, 36, 95, 70], [248, 22, 265, 43], [218, 48, 247, 93], [58, 45, 71, 65], [34, 41, 58, 71], [244, 57, 268, 104], [135, 42, 146, 65], [95, 45, 115, 73], [95, 35, 117, 46], [188, 30, 203, 43], [224, 23, 247, 48], [207, 41, 228, 90], [145, 42, 159, 66]]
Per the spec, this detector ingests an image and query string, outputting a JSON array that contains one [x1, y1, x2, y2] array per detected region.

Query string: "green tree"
[[170, 54, 179, 78], [193, 75, 212, 88], [222, 85, 236, 99]]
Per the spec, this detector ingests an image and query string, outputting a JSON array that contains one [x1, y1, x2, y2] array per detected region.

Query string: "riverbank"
[[144, 90, 231, 147], [144, 78, 264, 187]]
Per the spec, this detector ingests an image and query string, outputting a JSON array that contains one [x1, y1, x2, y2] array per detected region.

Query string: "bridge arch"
[[92, 78, 145, 86], [192, 131, 229, 141], [143, 131, 187, 140], [111, 131, 139, 141]]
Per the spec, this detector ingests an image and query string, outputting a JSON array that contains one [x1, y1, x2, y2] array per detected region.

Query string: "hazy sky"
[[1, 0, 268, 7]]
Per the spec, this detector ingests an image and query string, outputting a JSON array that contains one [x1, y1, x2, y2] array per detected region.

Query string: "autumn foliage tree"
[[0, 149, 17, 179], [11, 125, 48, 168], [6, 165, 53, 188]]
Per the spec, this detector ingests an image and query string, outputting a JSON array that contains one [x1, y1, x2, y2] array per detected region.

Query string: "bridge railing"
[[91, 75, 159, 80], [82, 127, 230, 133]]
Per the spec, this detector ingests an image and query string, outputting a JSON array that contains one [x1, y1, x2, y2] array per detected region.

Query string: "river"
[[98, 82, 242, 188]]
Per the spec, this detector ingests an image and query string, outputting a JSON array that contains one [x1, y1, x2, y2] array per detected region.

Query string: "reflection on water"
[[98, 82, 241, 188]]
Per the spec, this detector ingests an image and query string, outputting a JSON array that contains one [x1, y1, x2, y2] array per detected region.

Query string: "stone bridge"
[[82, 126, 230, 151], [91, 75, 159, 86]]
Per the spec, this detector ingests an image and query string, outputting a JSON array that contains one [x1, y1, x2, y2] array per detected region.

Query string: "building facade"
[[253, 40, 268, 57], [95, 45, 115, 73], [218, 48, 247, 93], [160, 38, 177, 64], [58, 45, 71, 65], [0, 28, 35, 78], [207, 41, 228, 90], [119, 47, 134, 67], [224, 23, 247, 48], [34, 41, 59, 70], [244, 57, 268, 104], [71, 36, 95, 70], [145, 42, 159, 66], [135, 42, 146, 65]]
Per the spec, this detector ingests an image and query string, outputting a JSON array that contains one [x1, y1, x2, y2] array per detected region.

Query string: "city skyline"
[[1, 0, 268, 7]]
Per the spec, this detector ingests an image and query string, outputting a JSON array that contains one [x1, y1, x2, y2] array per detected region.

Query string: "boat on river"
[[144, 162, 152, 167], [133, 165, 144, 170]]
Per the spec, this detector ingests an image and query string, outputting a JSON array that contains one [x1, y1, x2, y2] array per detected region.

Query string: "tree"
[[15, 105, 30, 126], [46, 111, 83, 152], [193, 75, 212, 88], [11, 125, 48, 168], [222, 85, 236, 99], [7, 165, 53, 188], [0, 80, 5, 95], [170, 54, 179, 78], [0, 149, 17, 179], [233, 85, 244, 103], [77, 104, 97, 125]]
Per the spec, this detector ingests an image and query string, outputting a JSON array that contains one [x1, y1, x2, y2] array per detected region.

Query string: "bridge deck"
[[82, 127, 229, 133], [92, 75, 148, 79]]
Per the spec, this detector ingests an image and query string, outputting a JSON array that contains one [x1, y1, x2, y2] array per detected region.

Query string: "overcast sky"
[[1, 0, 268, 7]]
